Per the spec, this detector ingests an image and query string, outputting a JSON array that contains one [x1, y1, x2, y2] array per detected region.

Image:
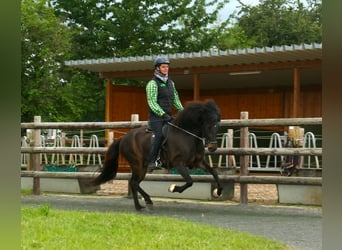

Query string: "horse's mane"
[[174, 99, 221, 130]]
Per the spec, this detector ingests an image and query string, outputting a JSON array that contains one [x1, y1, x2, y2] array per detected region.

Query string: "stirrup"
[[147, 161, 162, 173], [155, 158, 162, 167]]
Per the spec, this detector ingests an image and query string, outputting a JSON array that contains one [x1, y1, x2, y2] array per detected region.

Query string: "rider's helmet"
[[154, 57, 170, 68]]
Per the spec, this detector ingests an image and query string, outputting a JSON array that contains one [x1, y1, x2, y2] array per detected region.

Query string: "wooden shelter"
[[65, 43, 322, 122]]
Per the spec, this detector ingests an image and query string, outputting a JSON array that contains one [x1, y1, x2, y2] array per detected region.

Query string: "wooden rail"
[[20, 146, 322, 156], [20, 117, 322, 129], [21, 171, 322, 186]]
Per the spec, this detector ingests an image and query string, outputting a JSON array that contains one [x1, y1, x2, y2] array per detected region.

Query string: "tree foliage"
[[22, 0, 230, 122], [21, 0, 105, 122], [21, 0, 71, 122], [216, 23, 257, 50], [231, 0, 322, 47], [50, 0, 230, 57]]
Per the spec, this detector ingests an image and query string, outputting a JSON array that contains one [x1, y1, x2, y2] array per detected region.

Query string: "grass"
[[21, 205, 291, 250], [21, 188, 33, 196]]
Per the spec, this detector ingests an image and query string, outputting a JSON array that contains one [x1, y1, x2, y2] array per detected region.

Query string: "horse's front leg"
[[202, 160, 223, 198], [168, 163, 193, 193]]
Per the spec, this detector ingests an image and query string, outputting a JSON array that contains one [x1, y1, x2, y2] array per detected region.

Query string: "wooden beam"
[[21, 146, 322, 156], [193, 74, 200, 100], [105, 79, 112, 122], [21, 171, 322, 186], [239, 112, 249, 204], [20, 117, 322, 129], [101, 59, 321, 79], [105, 79, 113, 147], [293, 68, 300, 118], [32, 116, 41, 195]]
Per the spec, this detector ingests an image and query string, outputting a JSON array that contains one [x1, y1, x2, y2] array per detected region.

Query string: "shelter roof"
[[65, 43, 322, 90]]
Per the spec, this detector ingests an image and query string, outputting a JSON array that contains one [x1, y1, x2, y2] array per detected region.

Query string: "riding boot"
[[147, 134, 163, 173]]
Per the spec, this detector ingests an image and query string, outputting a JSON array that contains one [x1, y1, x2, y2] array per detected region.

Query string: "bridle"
[[167, 122, 217, 147]]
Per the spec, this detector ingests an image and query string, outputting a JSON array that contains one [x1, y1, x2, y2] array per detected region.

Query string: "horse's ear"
[[204, 99, 216, 108], [204, 99, 217, 111], [204, 99, 221, 121]]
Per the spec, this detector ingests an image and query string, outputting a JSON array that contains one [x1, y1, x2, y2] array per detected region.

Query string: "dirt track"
[[98, 180, 279, 204]]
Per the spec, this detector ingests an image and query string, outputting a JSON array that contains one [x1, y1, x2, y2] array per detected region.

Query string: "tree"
[[21, 0, 71, 122], [230, 0, 322, 47], [22, 0, 232, 122], [215, 23, 257, 50], [21, 0, 105, 122], [22, 0, 322, 123], [50, 0, 230, 57]]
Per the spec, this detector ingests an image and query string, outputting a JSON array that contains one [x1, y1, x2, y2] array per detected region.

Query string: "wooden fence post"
[[227, 129, 235, 167], [26, 129, 33, 170], [32, 116, 42, 195], [131, 114, 139, 122], [80, 129, 84, 164], [240, 112, 249, 204]]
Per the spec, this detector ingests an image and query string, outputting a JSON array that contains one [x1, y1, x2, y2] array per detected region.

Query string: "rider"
[[146, 56, 183, 173]]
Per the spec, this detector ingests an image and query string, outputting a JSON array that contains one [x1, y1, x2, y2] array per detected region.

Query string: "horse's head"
[[174, 99, 221, 152], [202, 100, 221, 152]]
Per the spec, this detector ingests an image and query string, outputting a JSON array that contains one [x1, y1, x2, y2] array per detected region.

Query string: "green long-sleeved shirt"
[[146, 79, 183, 117]]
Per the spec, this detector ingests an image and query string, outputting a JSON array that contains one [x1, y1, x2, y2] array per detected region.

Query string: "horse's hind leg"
[[135, 182, 154, 210], [129, 177, 144, 211], [130, 172, 153, 211]]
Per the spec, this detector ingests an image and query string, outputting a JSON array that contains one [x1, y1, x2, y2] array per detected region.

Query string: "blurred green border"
[[322, 1, 342, 249], [0, 1, 20, 249]]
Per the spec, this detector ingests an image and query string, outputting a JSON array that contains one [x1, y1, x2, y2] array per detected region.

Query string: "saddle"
[[145, 124, 169, 147]]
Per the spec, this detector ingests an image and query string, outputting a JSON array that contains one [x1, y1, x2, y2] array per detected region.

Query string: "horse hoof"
[[135, 206, 145, 211], [146, 203, 154, 210], [212, 188, 221, 198], [168, 184, 176, 193]]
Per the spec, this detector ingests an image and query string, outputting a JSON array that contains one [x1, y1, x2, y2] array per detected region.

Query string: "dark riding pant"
[[148, 118, 166, 163]]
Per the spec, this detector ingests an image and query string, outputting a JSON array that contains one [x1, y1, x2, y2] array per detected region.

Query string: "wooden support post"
[[105, 79, 112, 122], [32, 116, 42, 195], [293, 68, 300, 118], [193, 74, 200, 100], [105, 79, 112, 146], [240, 112, 249, 204]]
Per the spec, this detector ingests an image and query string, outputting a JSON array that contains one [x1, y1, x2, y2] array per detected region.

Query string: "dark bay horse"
[[92, 99, 223, 210]]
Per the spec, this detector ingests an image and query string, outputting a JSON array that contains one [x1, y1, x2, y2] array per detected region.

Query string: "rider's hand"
[[162, 113, 173, 122]]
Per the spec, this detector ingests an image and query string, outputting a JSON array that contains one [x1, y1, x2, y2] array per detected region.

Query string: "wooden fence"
[[20, 114, 322, 204]]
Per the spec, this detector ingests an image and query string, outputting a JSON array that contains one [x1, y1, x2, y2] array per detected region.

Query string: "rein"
[[167, 122, 206, 146]]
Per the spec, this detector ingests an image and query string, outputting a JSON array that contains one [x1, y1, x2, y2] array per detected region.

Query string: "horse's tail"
[[92, 138, 121, 185]]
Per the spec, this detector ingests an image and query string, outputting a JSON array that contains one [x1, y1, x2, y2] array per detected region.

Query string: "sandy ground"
[[97, 180, 279, 204]]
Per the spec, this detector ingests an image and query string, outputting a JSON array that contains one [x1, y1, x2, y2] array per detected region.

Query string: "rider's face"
[[158, 64, 169, 75]]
